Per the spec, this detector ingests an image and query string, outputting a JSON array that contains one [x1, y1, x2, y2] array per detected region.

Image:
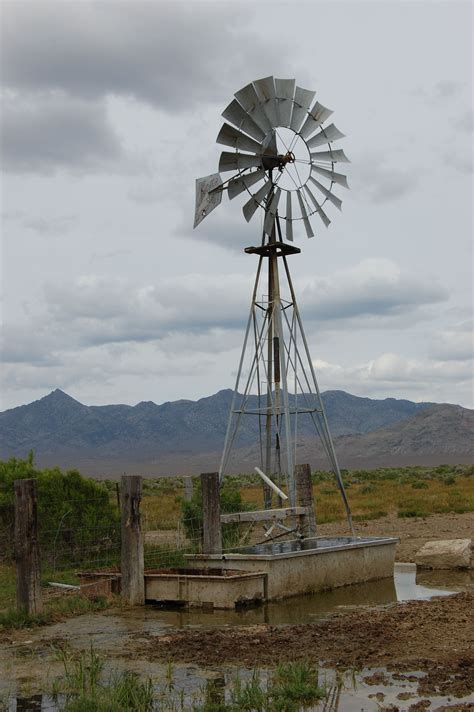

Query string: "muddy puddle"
[[1, 565, 473, 710], [4, 662, 474, 711], [2, 565, 471, 655], [39, 563, 467, 642]]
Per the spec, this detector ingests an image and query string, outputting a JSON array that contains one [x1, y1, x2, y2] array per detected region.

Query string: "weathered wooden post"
[[201, 472, 222, 554], [295, 463, 317, 537], [14, 479, 43, 614], [120, 475, 144, 605], [183, 476, 193, 502]]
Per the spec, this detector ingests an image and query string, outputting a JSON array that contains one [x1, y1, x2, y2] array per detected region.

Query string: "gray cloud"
[[354, 153, 419, 203], [182, 206, 259, 253], [0, 324, 60, 365], [413, 80, 468, 103], [40, 273, 252, 349], [2, 3, 275, 112], [0, 260, 448, 368], [430, 320, 473, 362], [1, 92, 127, 174], [314, 353, 472, 407], [22, 214, 77, 236], [431, 80, 466, 101], [454, 110, 474, 133], [300, 259, 447, 321], [443, 148, 473, 174]]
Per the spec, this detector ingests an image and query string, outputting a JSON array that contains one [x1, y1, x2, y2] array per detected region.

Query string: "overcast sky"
[[1, 0, 473, 412]]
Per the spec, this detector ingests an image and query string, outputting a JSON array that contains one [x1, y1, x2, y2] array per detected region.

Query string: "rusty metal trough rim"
[[78, 568, 266, 581], [188, 536, 399, 562], [145, 568, 265, 581]]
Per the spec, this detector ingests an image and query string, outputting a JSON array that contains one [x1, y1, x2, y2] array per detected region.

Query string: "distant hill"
[[0, 389, 472, 476]]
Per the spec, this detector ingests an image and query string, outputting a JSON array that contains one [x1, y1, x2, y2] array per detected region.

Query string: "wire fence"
[[2, 475, 301, 574], [2, 472, 313, 614]]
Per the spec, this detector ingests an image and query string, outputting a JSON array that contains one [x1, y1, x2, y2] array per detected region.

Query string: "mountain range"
[[0, 388, 472, 476]]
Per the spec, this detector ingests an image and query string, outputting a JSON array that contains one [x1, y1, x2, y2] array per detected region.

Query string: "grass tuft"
[[0, 594, 111, 631]]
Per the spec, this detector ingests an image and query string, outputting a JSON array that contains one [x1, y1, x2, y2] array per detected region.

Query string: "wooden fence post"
[[295, 464, 317, 537], [183, 476, 193, 502], [14, 479, 43, 614], [201, 472, 222, 555], [120, 475, 144, 605]]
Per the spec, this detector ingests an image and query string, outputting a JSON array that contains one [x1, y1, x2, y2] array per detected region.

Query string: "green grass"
[[0, 563, 16, 611], [143, 546, 188, 570], [51, 646, 154, 712], [139, 464, 474, 529], [49, 647, 328, 712], [0, 594, 111, 631]]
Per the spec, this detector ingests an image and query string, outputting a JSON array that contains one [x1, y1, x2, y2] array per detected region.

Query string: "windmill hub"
[[261, 151, 295, 172], [279, 150, 296, 169]]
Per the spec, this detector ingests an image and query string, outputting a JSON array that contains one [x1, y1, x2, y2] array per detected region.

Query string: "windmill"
[[193, 76, 354, 534]]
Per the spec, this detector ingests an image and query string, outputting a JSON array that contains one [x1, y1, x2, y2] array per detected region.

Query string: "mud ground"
[[126, 591, 474, 697], [136, 512, 474, 701]]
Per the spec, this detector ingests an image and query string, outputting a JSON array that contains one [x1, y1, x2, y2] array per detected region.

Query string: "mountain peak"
[[45, 389, 82, 405]]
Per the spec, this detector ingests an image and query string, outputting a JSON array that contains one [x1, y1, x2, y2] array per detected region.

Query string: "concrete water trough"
[[79, 567, 267, 609], [78, 537, 398, 607], [187, 536, 399, 600], [145, 567, 266, 608]]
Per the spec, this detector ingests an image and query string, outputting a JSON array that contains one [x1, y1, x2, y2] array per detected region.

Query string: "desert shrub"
[[0, 453, 119, 565], [320, 486, 337, 496], [397, 507, 428, 518], [411, 481, 428, 489]]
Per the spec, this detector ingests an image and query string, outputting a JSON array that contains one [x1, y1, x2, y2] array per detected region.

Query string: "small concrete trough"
[[79, 568, 267, 609], [187, 536, 399, 600], [145, 567, 266, 609]]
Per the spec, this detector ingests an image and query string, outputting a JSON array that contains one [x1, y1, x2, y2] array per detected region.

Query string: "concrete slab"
[[415, 539, 472, 570]]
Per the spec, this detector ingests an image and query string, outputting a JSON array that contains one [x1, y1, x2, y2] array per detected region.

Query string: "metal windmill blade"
[[299, 102, 333, 140], [228, 169, 266, 200], [222, 99, 266, 142], [306, 124, 345, 149], [234, 82, 273, 135], [216, 123, 263, 154], [254, 75, 280, 129], [290, 86, 315, 133], [275, 78, 296, 128]]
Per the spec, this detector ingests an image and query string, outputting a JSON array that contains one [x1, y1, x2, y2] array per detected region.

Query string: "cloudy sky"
[[1, 0, 472, 412]]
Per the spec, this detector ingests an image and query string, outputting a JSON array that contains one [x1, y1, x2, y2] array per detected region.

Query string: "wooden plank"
[[295, 463, 317, 536], [201, 472, 222, 554], [120, 475, 145, 605], [14, 479, 43, 614], [220, 506, 309, 524]]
